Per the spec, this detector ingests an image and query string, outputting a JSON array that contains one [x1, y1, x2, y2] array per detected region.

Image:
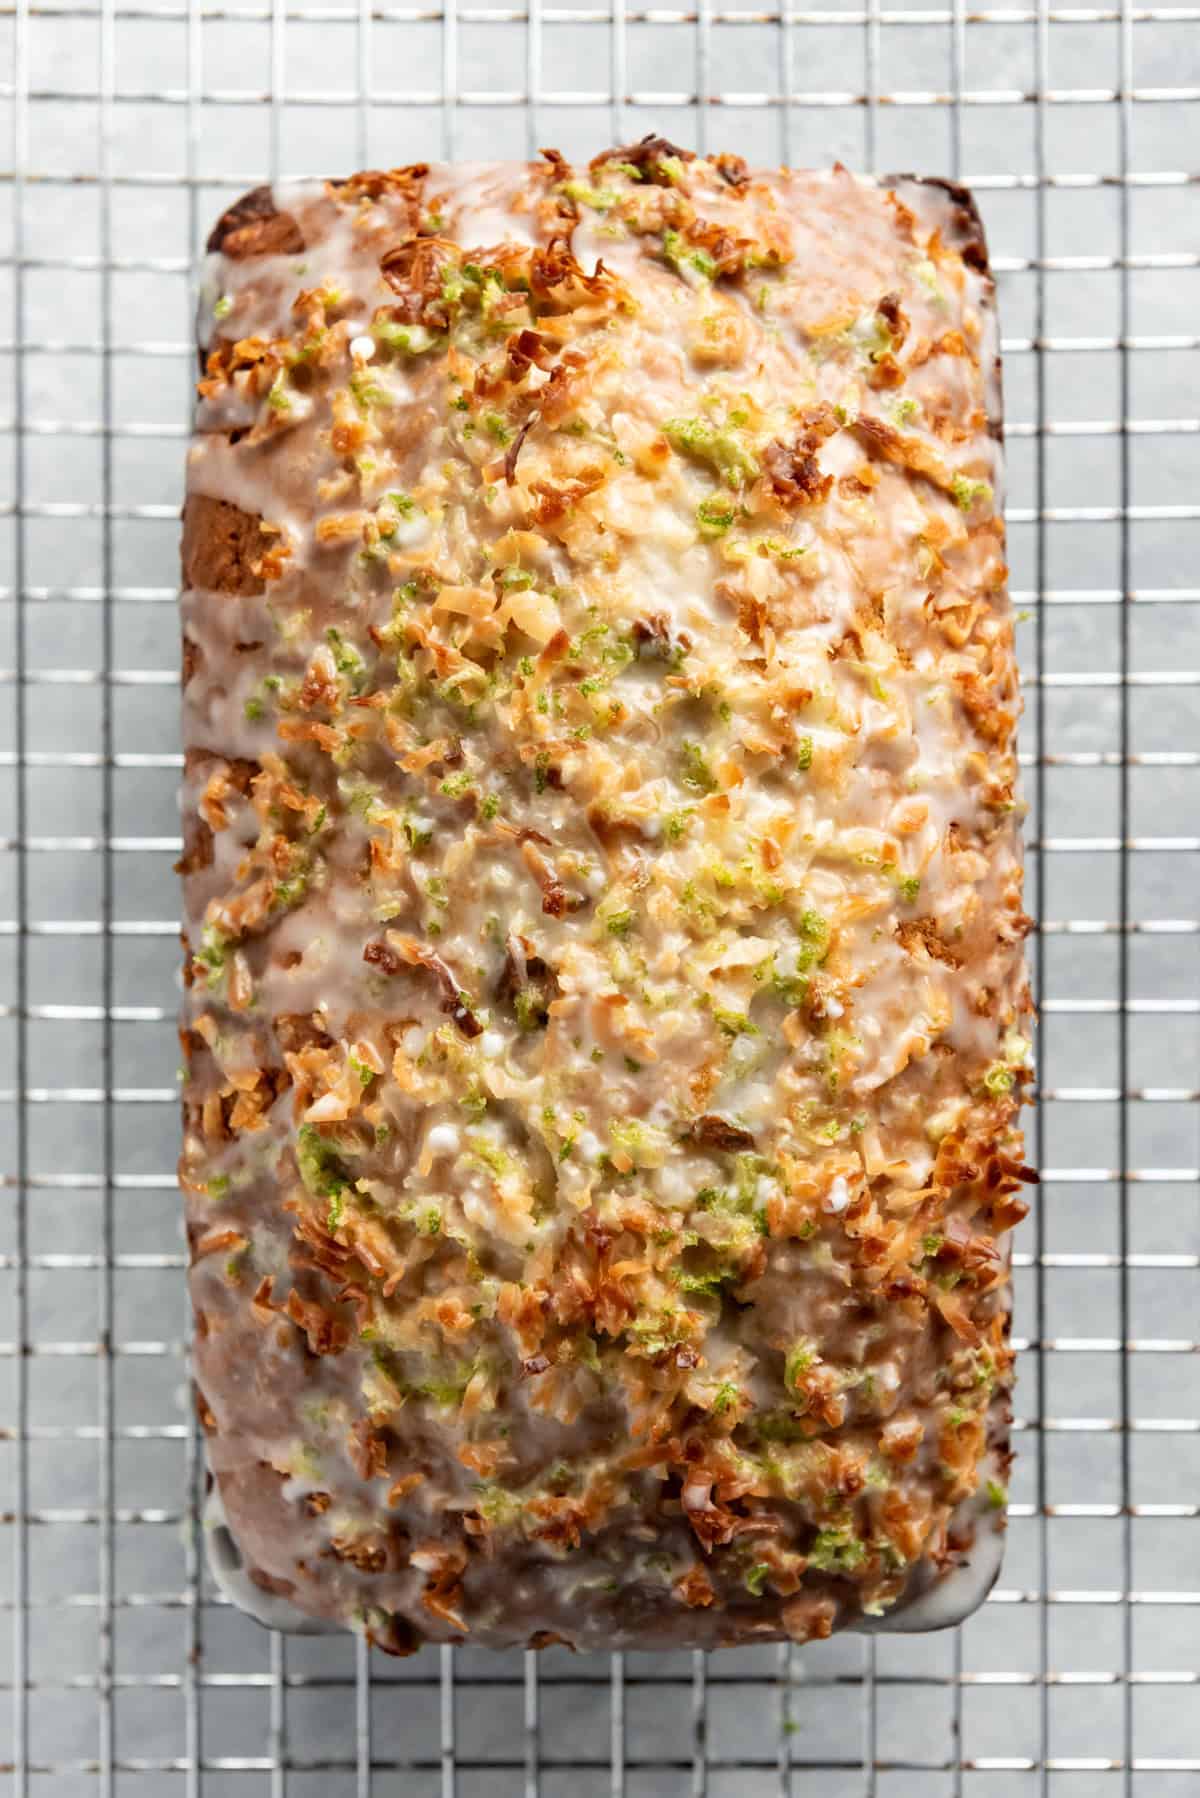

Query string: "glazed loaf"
[[180, 144, 1032, 1654]]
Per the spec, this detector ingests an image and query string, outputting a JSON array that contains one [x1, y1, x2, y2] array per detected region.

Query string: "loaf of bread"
[[180, 143, 1032, 1653]]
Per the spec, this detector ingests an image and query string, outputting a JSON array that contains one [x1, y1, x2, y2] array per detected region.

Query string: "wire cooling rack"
[[1, 0, 1198, 1790]]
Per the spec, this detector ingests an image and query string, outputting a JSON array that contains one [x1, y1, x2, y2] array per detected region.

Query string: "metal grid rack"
[[1, 0, 1197, 1788]]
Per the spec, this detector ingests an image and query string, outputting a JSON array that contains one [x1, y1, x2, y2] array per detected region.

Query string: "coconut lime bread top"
[[180, 142, 1032, 1653]]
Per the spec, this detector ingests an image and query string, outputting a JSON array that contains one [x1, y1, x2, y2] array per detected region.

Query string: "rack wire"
[[1, 0, 1197, 1790]]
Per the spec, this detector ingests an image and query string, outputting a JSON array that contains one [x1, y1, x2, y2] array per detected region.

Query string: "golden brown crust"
[[206, 185, 305, 259], [887, 173, 991, 275], [180, 494, 271, 596]]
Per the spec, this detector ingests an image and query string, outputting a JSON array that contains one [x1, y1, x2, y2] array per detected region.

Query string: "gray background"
[[0, 0, 1197, 1791]]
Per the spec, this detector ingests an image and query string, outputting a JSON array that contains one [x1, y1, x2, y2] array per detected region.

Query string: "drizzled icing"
[[181, 147, 1031, 1654]]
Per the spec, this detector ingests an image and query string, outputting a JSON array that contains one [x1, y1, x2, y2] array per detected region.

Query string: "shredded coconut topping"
[[180, 145, 1032, 1655]]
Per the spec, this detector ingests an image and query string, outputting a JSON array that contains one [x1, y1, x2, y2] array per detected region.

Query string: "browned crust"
[[882, 174, 1001, 444], [883, 173, 991, 278], [182, 633, 203, 688], [175, 814, 214, 877], [206, 185, 305, 259], [590, 134, 695, 182], [330, 165, 429, 206], [181, 494, 270, 597]]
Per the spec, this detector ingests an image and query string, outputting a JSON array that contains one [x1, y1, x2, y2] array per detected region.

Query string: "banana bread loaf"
[[180, 143, 1032, 1653]]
